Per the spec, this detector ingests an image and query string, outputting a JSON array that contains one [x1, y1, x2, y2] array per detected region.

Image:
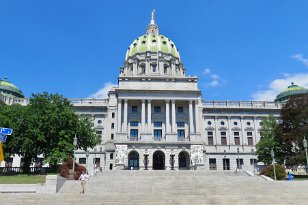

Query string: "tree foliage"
[[0, 92, 98, 170], [276, 94, 308, 166], [256, 115, 282, 164]]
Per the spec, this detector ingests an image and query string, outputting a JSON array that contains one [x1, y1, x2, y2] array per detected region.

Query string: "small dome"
[[274, 83, 308, 102], [0, 77, 24, 98], [125, 34, 180, 60]]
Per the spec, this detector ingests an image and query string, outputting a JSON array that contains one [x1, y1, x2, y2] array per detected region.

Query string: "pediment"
[[205, 126, 215, 130], [231, 127, 241, 131], [218, 126, 228, 131]]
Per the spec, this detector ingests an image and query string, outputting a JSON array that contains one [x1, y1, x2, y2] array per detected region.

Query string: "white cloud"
[[291, 53, 308, 67], [251, 73, 308, 101], [210, 74, 219, 80], [88, 82, 117, 98], [209, 80, 219, 87], [203, 68, 211, 75]]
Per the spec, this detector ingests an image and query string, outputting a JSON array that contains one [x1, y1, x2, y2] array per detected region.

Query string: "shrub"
[[260, 164, 286, 180], [60, 157, 86, 180]]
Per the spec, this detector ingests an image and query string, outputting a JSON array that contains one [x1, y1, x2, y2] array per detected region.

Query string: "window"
[[154, 129, 162, 141], [234, 132, 240, 145], [250, 159, 257, 165], [79, 158, 86, 164], [208, 132, 214, 145], [248, 137, 253, 145], [132, 106, 138, 113], [111, 133, 114, 140], [109, 164, 113, 170], [96, 131, 102, 143], [177, 130, 185, 141], [209, 158, 217, 170], [233, 121, 238, 126], [130, 129, 138, 140], [220, 121, 225, 126], [223, 158, 230, 170], [177, 122, 185, 127], [112, 112, 115, 118], [247, 132, 252, 136], [247, 122, 251, 126], [111, 123, 114, 129], [130, 121, 138, 126], [236, 159, 244, 169], [154, 122, 162, 127], [177, 106, 183, 113], [97, 120, 102, 124], [154, 106, 161, 113], [110, 153, 113, 160], [152, 64, 157, 72], [221, 132, 227, 145], [207, 121, 212, 125]]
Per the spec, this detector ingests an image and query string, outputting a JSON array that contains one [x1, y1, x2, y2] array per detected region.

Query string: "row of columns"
[[117, 99, 200, 134]]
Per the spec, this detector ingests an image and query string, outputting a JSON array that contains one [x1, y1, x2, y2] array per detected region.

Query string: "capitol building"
[[1, 13, 307, 174]]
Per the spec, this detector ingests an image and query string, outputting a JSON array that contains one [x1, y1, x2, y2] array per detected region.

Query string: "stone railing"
[[69, 98, 108, 106], [202, 100, 282, 109]]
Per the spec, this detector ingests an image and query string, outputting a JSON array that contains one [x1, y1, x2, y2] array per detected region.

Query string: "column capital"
[[141, 99, 146, 103], [123, 99, 128, 103], [118, 99, 123, 103], [147, 99, 151, 103], [171, 100, 176, 104], [189, 100, 193, 104], [165, 99, 170, 104]]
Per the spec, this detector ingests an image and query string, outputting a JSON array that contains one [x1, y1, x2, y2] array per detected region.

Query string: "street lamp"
[[86, 150, 90, 173], [237, 148, 240, 171], [303, 137, 308, 173], [251, 149, 256, 176], [72, 135, 77, 176], [170, 150, 175, 170], [271, 149, 277, 180], [144, 149, 149, 170]]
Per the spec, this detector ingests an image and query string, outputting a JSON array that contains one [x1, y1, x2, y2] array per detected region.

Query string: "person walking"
[[78, 171, 89, 193]]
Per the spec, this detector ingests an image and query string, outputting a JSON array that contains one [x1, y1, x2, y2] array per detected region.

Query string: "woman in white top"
[[78, 171, 89, 193]]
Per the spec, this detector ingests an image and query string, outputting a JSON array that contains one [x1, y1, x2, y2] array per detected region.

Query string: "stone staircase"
[[1, 170, 308, 204]]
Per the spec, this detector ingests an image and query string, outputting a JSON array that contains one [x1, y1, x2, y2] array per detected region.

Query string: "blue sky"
[[1, 0, 308, 101]]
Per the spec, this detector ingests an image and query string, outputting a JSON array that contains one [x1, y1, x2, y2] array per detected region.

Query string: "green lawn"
[[0, 175, 46, 184]]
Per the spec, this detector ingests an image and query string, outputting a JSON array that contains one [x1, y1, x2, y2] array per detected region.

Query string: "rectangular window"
[[177, 106, 183, 113], [234, 132, 240, 145], [208, 131, 214, 145], [177, 122, 185, 127], [250, 159, 257, 165], [223, 158, 230, 170], [154, 106, 161, 113], [247, 132, 253, 136], [221, 132, 227, 145], [130, 121, 138, 126], [154, 122, 162, 127], [130, 129, 138, 141], [248, 137, 253, 145], [79, 158, 86, 164], [112, 112, 115, 118], [110, 153, 113, 160], [111, 133, 114, 140], [177, 130, 185, 141], [152, 64, 157, 72], [209, 158, 217, 170], [96, 131, 102, 143], [236, 159, 244, 169], [132, 106, 138, 113], [154, 129, 162, 141]]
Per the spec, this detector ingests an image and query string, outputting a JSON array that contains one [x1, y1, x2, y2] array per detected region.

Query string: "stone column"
[[146, 59, 150, 76], [189, 100, 194, 133], [240, 116, 244, 145], [171, 63, 175, 76], [133, 61, 137, 76], [171, 100, 176, 133], [147, 99, 152, 132], [194, 100, 200, 133], [159, 60, 164, 75], [141, 100, 146, 132], [123, 99, 128, 132], [165, 100, 170, 134], [117, 99, 122, 132]]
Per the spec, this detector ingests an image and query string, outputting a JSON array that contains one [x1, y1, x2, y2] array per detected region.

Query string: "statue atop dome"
[[147, 9, 159, 35]]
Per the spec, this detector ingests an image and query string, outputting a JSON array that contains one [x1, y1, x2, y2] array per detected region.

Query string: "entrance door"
[[223, 158, 230, 170], [178, 151, 190, 170], [128, 151, 139, 170], [153, 151, 165, 170]]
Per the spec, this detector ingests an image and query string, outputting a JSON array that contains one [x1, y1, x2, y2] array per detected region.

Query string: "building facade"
[[4, 13, 307, 174]]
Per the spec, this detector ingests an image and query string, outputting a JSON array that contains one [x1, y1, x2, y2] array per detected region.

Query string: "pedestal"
[[166, 134, 177, 142], [116, 163, 125, 170]]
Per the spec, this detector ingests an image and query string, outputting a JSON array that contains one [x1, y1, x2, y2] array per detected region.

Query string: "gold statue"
[[152, 9, 155, 20]]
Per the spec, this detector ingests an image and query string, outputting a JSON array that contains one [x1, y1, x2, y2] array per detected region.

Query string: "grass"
[[0, 175, 46, 184]]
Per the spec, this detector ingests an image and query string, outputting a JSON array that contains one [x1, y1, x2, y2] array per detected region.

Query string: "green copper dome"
[[0, 77, 24, 98], [125, 34, 180, 60], [274, 83, 308, 102], [125, 10, 180, 61]]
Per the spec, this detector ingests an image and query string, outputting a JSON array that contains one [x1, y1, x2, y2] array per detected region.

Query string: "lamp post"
[[144, 149, 149, 170], [271, 149, 277, 180], [86, 150, 89, 173], [72, 135, 77, 175], [237, 148, 240, 171], [224, 150, 227, 170], [251, 149, 256, 176], [170, 150, 175, 170], [303, 137, 308, 173]]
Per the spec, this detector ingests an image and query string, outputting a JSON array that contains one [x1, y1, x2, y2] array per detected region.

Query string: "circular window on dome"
[[152, 40, 157, 44], [161, 36, 164, 38], [97, 120, 102, 124], [152, 35, 156, 38], [142, 41, 146, 45], [133, 43, 137, 47], [162, 41, 167, 45], [233, 122, 238, 126], [171, 44, 174, 48], [136, 38, 139, 40], [247, 122, 251, 126], [220, 121, 225, 126], [207, 121, 211, 126], [143, 35, 146, 38]]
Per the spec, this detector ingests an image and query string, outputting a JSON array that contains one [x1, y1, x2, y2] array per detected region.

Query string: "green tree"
[[0, 92, 98, 171], [256, 115, 282, 164], [276, 94, 308, 166]]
